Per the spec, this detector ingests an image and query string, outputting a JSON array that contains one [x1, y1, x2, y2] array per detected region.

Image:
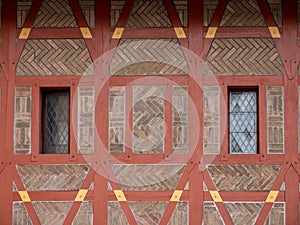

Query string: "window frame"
[[228, 86, 259, 154], [40, 87, 70, 154]]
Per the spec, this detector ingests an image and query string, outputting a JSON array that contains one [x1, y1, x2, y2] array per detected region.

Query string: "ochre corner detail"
[[19, 28, 31, 39], [170, 190, 183, 201], [114, 190, 127, 201], [18, 191, 31, 202], [209, 190, 222, 202], [205, 27, 217, 39], [80, 27, 92, 39], [174, 27, 186, 39], [75, 189, 88, 202], [112, 28, 124, 39], [265, 190, 279, 203], [268, 27, 281, 38]]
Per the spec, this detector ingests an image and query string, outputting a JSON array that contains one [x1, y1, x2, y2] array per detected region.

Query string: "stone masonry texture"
[[14, 87, 31, 154]]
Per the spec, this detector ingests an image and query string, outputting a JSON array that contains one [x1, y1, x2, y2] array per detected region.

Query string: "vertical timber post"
[[0, 0, 17, 224], [282, 0, 299, 224]]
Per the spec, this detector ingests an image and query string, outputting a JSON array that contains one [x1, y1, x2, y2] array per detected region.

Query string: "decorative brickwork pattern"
[[78, 87, 94, 154], [73, 201, 93, 225], [33, 201, 72, 225], [14, 87, 31, 154], [109, 86, 125, 154], [203, 86, 220, 154], [33, 0, 78, 28], [133, 86, 164, 154], [108, 202, 129, 224], [225, 202, 263, 225], [79, 0, 95, 27], [17, 0, 33, 28], [203, 202, 224, 225], [17, 164, 90, 191], [267, 86, 284, 153], [268, 0, 282, 27], [111, 164, 185, 190], [265, 203, 285, 225], [203, 0, 218, 27], [172, 86, 188, 153], [13, 202, 33, 225], [110, 39, 188, 76], [126, 0, 172, 28], [168, 201, 188, 225], [110, 0, 125, 27], [204, 38, 283, 75], [129, 202, 168, 225], [173, 0, 188, 27], [220, 0, 266, 26], [17, 39, 94, 76], [207, 164, 281, 191]]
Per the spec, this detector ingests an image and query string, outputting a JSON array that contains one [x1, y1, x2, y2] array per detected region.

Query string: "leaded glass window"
[[229, 89, 257, 154], [41, 89, 70, 154]]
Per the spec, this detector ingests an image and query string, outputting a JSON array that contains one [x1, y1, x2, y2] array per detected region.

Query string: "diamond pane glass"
[[229, 91, 257, 154], [42, 91, 69, 154]]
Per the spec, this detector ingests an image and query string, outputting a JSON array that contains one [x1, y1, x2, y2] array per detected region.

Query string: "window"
[[41, 89, 70, 154], [229, 88, 258, 154]]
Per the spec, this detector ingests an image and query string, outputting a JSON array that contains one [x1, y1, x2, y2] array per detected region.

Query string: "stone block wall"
[[17, 0, 32, 28], [13, 201, 93, 225], [108, 201, 188, 224], [172, 86, 188, 153], [204, 38, 283, 75], [16, 164, 90, 191], [110, 164, 185, 190], [203, 199, 285, 225], [267, 86, 284, 153], [14, 87, 31, 154], [203, 86, 220, 154], [79, 0, 95, 27], [78, 87, 95, 154], [207, 164, 281, 191], [109, 86, 125, 154]]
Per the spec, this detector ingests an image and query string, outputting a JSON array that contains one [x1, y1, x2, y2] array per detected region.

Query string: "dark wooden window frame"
[[40, 87, 70, 154], [228, 86, 259, 154]]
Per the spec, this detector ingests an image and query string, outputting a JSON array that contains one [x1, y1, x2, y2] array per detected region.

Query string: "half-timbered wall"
[[0, 0, 300, 224]]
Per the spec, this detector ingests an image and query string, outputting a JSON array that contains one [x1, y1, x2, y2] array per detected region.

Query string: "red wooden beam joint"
[[283, 59, 298, 80]]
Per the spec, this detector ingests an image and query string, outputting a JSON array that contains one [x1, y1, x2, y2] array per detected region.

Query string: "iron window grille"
[[41, 89, 70, 154], [229, 88, 258, 154]]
